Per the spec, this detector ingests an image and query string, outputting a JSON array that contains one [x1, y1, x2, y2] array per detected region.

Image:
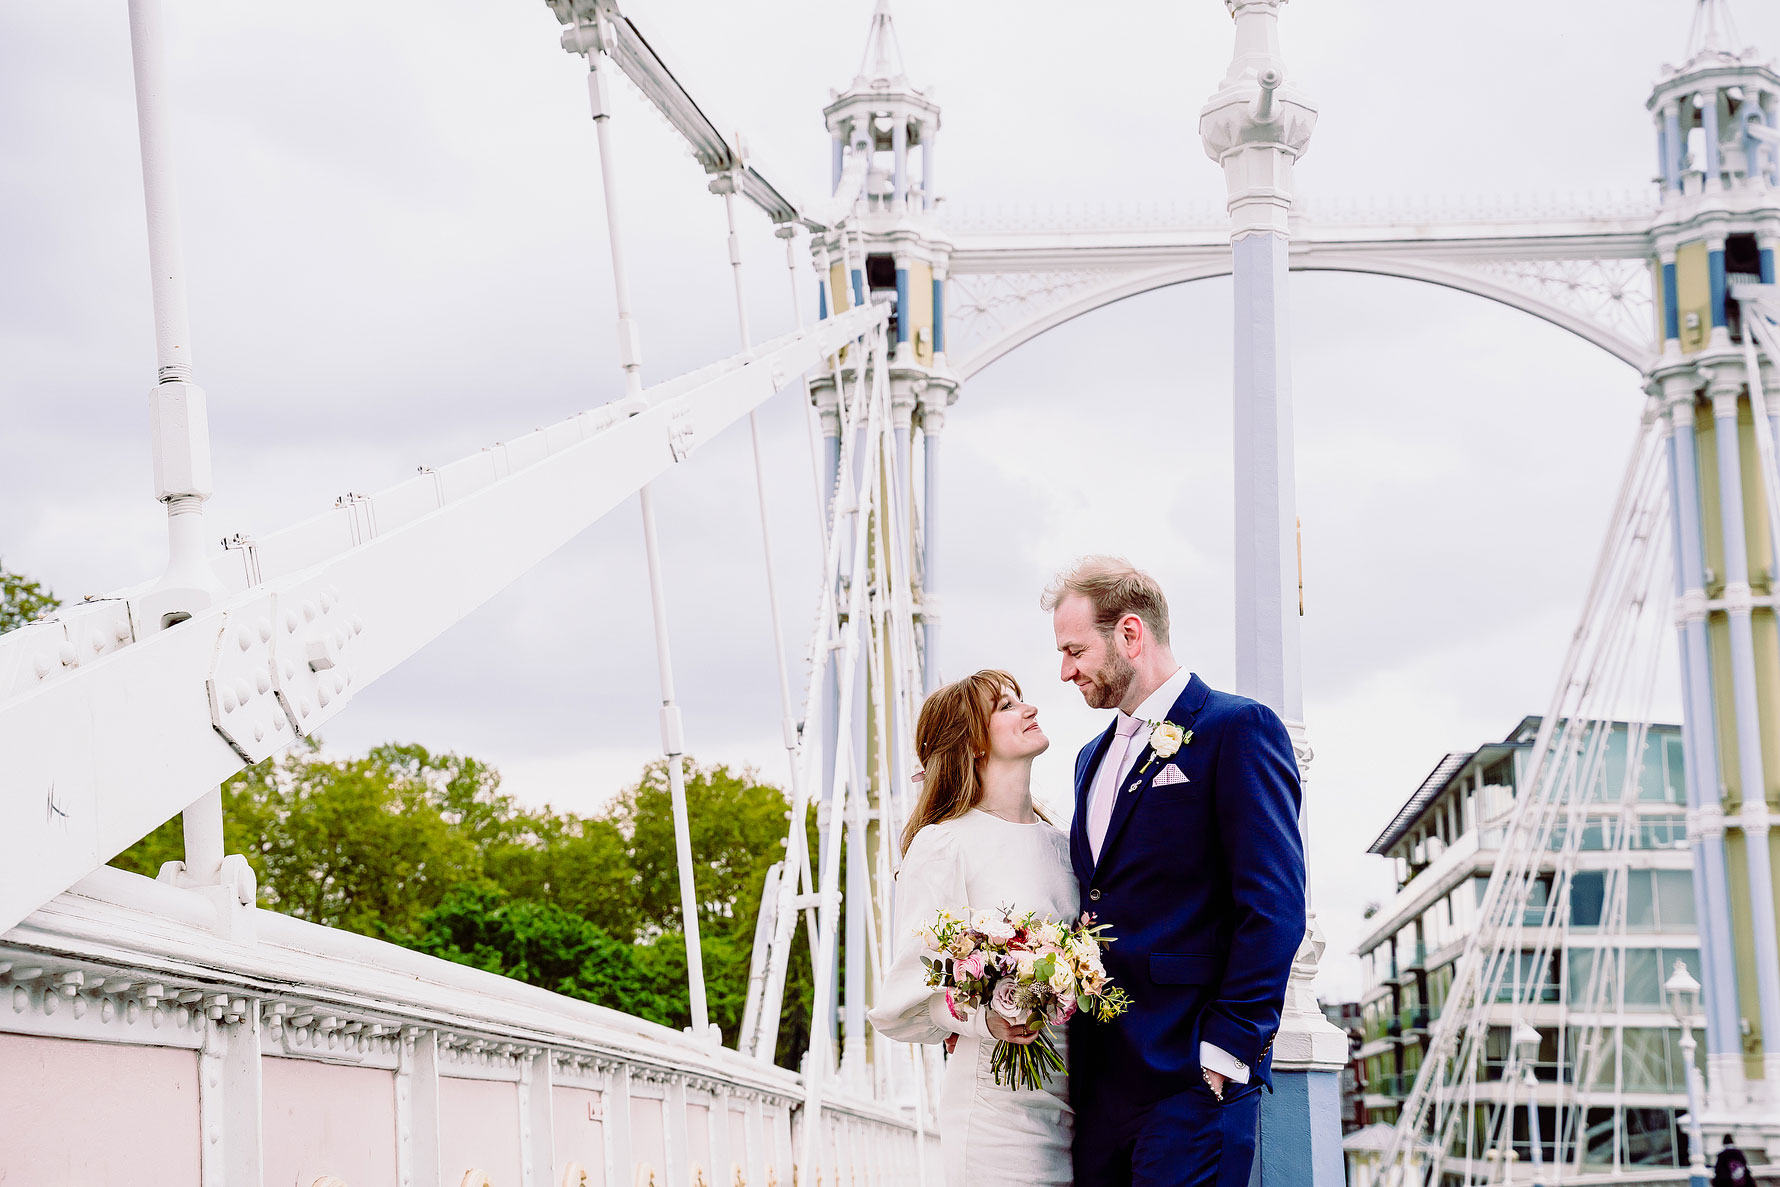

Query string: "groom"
[[1045, 556, 1305, 1187]]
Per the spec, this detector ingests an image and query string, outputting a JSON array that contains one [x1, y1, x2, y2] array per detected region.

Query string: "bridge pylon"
[[1643, 0, 1780, 1157], [805, 0, 955, 1110]]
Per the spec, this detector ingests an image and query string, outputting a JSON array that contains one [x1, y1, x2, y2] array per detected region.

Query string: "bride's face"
[[985, 685, 1049, 762]]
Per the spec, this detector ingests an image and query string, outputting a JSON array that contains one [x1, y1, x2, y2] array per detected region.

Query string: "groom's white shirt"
[[1086, 664, 1250, 1087]]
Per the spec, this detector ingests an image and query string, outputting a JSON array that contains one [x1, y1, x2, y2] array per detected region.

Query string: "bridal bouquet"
[[915, 906, 1131, 1090]]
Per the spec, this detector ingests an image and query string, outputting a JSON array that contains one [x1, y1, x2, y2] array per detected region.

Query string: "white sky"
[[5, 0, 1778, 1000]]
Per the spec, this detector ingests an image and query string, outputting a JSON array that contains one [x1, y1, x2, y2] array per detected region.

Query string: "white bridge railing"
[[1, 866, 924, 1187]]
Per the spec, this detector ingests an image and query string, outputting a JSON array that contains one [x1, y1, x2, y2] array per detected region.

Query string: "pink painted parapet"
[[440, 1076, 524, 1186], [0, 1034, 200, 1187], [1, 866, 922, 1187], [261, 1056, 398, 1187], [554, 1085, 608, 1187]]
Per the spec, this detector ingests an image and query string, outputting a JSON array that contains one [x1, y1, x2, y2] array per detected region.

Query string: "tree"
[[484, 812, 637, 939], [110, 744, 822, 1067], [413, 885, 673, 1021], [1, 562, 59, 633], [616, 758, 792, 933], [113, 740, 490, 939]]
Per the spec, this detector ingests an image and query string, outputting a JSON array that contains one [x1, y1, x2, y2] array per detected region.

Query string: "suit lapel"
[[1072, 720, 1118, 885], [1093, 674, 1212, 875]]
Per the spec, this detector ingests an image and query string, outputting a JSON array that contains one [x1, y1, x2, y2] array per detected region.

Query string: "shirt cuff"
[[1200, 1041, 1250, 1084]]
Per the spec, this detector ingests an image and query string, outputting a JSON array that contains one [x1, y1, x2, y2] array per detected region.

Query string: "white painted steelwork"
[[12, 0, 1780, 1182], [942, 209, 1657, 379], [0, 303, 883, 940]]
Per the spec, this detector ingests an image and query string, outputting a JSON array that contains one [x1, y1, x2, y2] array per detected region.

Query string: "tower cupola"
[[1648, 0, 1780, 355], [822, 0, 942, 213]]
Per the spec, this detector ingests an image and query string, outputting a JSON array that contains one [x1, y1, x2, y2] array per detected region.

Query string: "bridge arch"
[[954, 253, 1654, 381]]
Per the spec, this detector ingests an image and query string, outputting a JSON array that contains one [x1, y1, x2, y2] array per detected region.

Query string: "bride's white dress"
[[868, 809, 1078, 1187]]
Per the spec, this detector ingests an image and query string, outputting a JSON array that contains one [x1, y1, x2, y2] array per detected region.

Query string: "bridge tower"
[[1645, 0, 1780, 1151], [808, 0, 956, 1093]]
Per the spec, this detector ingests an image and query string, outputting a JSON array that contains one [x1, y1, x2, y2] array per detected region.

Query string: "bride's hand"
[[986, 1014, 1040, 1045]]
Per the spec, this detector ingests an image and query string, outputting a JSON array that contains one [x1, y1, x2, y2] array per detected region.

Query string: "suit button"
[[1088, 889, 1102, 902]]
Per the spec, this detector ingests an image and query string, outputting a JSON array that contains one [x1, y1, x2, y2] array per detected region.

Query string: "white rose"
[[1014, 951, 1038, 981], [1149, 721, 1186, 759], [977, 913, 1017, 945], [1048, 966, 1076, 995]]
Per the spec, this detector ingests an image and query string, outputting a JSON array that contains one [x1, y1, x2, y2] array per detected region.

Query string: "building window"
[[1626, 869, 1697, 931], [1622, 948, 1700, 1010], [1567, 1024, 1619, 1089], [1621, 1027, 1688, 1092], [1583, 1108, 1616, 1165], [1634, 813, 1688, 849], [1623, 1107, 1679, 1167], [1570, 871, 1605, 928], [1637, 734, 1686, 803]]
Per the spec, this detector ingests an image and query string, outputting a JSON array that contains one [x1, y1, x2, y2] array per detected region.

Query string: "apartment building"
[[1351, 717, 1702, 1180]]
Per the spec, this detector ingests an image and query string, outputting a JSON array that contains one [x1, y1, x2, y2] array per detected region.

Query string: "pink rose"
[[945, 987, 967, 1021], [991, 977, 1026, 1023], [957, 953, 986, 980], [1046, 996, 1077, 1026]]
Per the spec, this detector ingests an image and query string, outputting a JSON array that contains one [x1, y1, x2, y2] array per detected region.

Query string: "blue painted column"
[[919, 392, 944, 693], [1672, 392, 1748, 1102], [891, 117, 908, 208], [1763, 237, 1780, 461], [1663, 255, 1682, 347], [1663, 392, 1739, 1077], [894, 264, 910, 352], [932, 273, 946, 356], [1659, 112, 1678, 193], [1229, 226, 1304, 720], [920, 132, 935, 211], [1709, 240, 1730, 344], [1708, 380, 1780, 1080], [1200, 6, 1345, 1187], [1666, 104, 1685, 194], [1768, 99, 1780, 186], [1704, 92, 1724, 191]]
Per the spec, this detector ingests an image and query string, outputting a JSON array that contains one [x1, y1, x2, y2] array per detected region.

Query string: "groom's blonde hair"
[[1041, 556, 1171, 646]]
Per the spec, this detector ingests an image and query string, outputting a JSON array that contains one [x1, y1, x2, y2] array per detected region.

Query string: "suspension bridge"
[[3, 2, 1780, 1187]]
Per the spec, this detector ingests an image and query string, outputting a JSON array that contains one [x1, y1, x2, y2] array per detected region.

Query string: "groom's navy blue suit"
[[1069, 673, 1306, 1187]]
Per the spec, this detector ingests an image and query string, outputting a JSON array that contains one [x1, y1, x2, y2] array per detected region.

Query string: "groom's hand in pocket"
[[986, 1015, 1039, 1045]]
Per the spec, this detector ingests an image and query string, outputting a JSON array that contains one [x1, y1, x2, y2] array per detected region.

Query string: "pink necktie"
[[1087, 713, 1145, 863]]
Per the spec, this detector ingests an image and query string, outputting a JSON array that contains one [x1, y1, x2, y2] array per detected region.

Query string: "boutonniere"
[[1138, 720, 1192, 775]]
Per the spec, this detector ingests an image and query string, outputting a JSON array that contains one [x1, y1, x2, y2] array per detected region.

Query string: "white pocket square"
[[1153, 762, 1190, 787]]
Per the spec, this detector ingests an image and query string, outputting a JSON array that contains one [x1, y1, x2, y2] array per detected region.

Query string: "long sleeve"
[[1198, 701, 1307, 1070], [867, 824, 993, 1044]]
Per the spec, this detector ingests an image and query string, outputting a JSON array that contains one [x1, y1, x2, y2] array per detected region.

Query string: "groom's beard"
[[1082, 649, 1136, 710]]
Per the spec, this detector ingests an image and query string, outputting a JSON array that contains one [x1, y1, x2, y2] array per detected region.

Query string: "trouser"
[[1073, 1079, 1262, 1187]]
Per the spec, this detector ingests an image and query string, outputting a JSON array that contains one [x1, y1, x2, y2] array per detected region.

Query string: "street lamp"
[[1665, 961, 1710, 1187], [1514, 1023, 1544, 1187]]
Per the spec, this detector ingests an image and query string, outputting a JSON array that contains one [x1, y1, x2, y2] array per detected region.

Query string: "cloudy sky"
[[6, 0, 1778, 1000]]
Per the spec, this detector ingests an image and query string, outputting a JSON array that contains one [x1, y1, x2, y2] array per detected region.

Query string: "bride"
[[868, 670, 1077, 1187]]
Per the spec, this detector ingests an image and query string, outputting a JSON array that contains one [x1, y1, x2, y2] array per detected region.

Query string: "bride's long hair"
[[900, 669, 1051, 856]]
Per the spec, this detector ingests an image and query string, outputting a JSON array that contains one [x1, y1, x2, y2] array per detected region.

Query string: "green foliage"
[[1, 561, 60, 633], [109, 743, 820, 1067], [615, 758, 794, 932]]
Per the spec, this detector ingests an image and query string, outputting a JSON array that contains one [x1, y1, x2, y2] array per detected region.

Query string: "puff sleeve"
[[867, 824, 994, 1044]]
